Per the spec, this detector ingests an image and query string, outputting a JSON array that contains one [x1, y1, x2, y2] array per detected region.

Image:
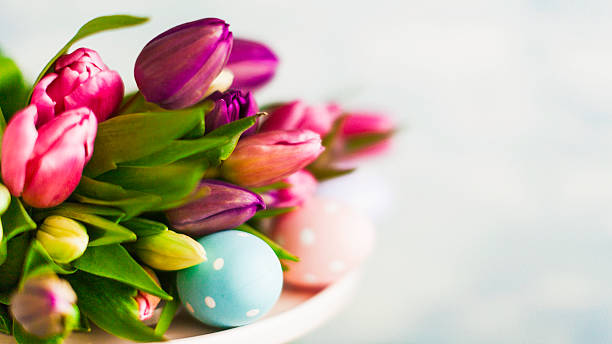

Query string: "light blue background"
[[2, 1, 612, 343]]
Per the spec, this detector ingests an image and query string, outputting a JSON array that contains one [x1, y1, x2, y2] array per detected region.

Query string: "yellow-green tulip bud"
[[37, 216, 89, 264], [131, 230, 206, 271], [0, 183, 11, 215]]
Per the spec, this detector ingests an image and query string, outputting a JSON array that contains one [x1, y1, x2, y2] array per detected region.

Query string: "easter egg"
[[176, 230, 283, 328], [271, 196, 375, 288]]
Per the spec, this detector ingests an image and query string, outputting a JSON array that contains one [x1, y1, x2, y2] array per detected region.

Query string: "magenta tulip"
[[1, 105, 97, 208], [226, 38, 279, 91], [134, 18, 233, 109], [31, 48, 123, 123], [206, 89, 258, 135], [335, 112, 394, 165], [259, 100, 342, 136], [221, 130, 324, 187], [262, 169, 317, 208]]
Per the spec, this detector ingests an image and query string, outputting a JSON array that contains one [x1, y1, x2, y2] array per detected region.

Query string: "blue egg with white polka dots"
[[176, 230, 283, 328]]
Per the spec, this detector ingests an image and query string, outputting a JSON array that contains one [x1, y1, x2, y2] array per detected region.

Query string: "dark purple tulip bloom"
[[134, 18, 233, 109], [226, 38, 279, 91], [166, 180, 265, 236], [206, 89, 258, 135]]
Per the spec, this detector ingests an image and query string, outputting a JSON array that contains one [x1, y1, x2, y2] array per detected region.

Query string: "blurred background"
[[2, 0, 612, 343]]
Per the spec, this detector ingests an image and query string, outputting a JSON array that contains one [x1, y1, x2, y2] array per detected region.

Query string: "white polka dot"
[[300, 228, 315, 245], [185, 302, 195, 313], [205, 296, 216, 308], [213, 258, 224, 270], [329, 260, 346, 272], [246, 309, 260, 317], [237, 232, 249, 237], [324, 202, 339, 214], [304, 274, 317, 283]]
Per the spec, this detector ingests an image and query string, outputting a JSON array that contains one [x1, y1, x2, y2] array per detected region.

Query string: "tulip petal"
[[1, 105, 38, 196], [30, 74, 58, 125], [64, 70, 124, 122], [227, 38, 279, 91]]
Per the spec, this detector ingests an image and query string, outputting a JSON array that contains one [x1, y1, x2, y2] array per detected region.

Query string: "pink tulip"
[[259, 100, 342, 136], [31, 48, 124, 122], [1, 105, 97, 208], [221, 130, 324, 187], [134, 267, 162, 321], [335, 112, 394, 165], [262, 169, 317, 208]]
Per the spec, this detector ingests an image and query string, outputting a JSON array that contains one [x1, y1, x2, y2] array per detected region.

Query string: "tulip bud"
[[134, 266, 162, 321], [135, 18, 233, 109], [260, 100, 342, 136], [31, 48, 124, 123], [0, 183, 11, 215], [10, 274, 77, 338], [262, 170, 317, 208], [205, 89, 258, 135], [334, 112, 394, 166], [36, 216, 88, 264], [131, 230, 206, 271], [221, 129, 324, 187], [1, 105, 97, 208], [166, 180, 265, 236], [226, 38, 279, 91]]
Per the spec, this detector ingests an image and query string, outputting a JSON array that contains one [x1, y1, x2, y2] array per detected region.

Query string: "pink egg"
[[271, 196, 375, 288]]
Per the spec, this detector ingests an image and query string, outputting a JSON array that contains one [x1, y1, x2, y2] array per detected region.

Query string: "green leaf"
[[0, 304, 11, 335], [154, 273, 179, 336], [0, 54, 28, 120], [85, 108, 205, 177], [33, 209, 136, 246], [2, 197, 36, 241], [66, 271, 164, 342], [29, 15, 148, 100], [250, 181, 291, 194], [252, 207, 297, 219], [0, 233, 29, 304], [120, 136, 229, 167], [41, 202, 126, 220], [120, 217, 167, 237], [22, 240, 76, 279], [74, 177, 162, 219], [201, 114, 262, 165], [73, 306, 91, 333], [96, 158, 207, 212], [343, 131, 394, 154], [73, 245, 171, 300], [307, 165, 356, 181], [235, 224, 299, 262]]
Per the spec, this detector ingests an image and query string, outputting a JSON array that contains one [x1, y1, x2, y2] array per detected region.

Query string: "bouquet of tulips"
[[0, 15, 394, 343]]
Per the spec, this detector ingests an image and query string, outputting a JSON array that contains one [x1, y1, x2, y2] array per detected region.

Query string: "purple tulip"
[[31, 48, 124, 123], [166, 180, 265, 236], [220, 130, 324, 187], [1, 105, 97, 208], [262, 169, 317, 208], [206, 89, 258, 135], [10, 274, 77, 338], [260, 100, 342, 136], [226, 38, 279, 91], [134, 18, 233, 109]]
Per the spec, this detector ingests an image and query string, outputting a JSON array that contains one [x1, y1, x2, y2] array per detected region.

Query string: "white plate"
[[1, 269, 360, 344]]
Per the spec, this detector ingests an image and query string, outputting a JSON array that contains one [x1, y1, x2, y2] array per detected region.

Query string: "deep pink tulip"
[[1, 105, 97, 208], [259, 100, 342, 136], [226, 38, 279, 91], [31, 48, 124, 123], [134, 267, 162, 321], [262, 169, 317, 208], [134, 18, 233, 109], [221, 130, 324, 187], [335, 112, 394, 165]]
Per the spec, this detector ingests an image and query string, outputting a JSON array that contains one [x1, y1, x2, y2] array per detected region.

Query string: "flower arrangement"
[[0, 15, 394, 343]]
